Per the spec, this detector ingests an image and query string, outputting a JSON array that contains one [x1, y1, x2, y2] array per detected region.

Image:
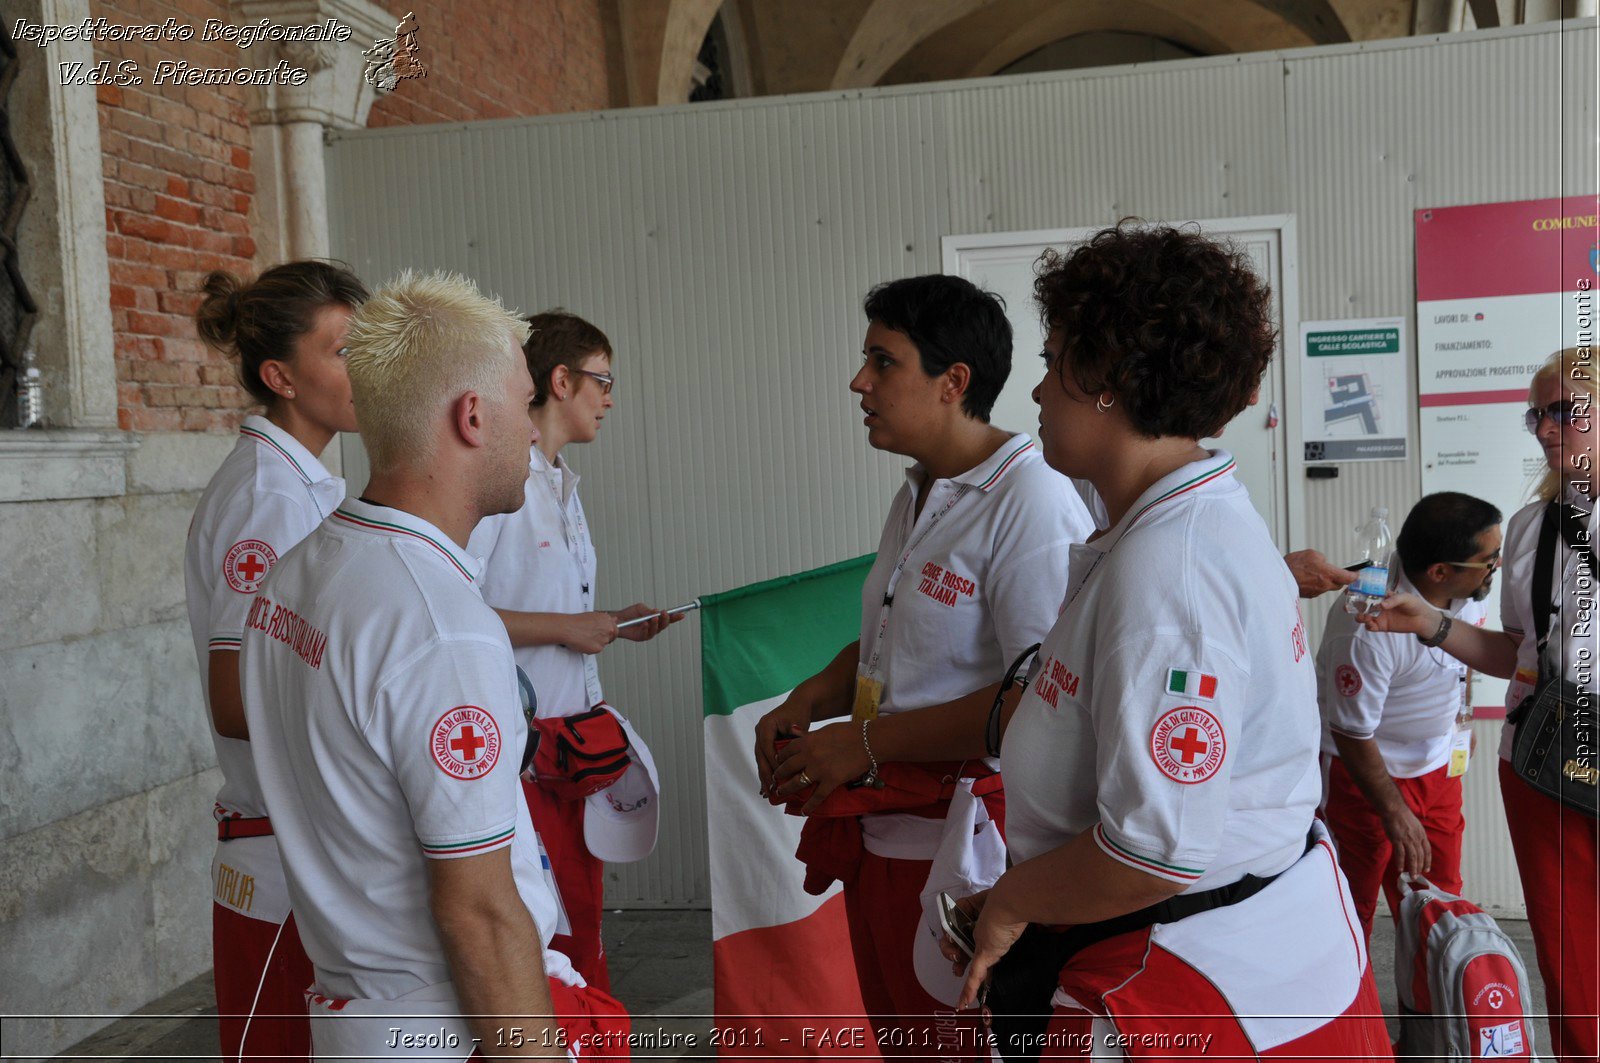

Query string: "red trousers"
[[843, 849, 984, 1061], [1323, 757, 1465, 940], [1042, 960, 1390, 1059], [548, 979, 632, 1062], [1500, 759, 1600, 1061], [523, 777, 610, 992], [1042, 920, 1391, 1061], [213, 904, 313, 1062]]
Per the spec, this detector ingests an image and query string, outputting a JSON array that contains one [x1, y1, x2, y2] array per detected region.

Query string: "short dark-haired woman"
[[754, 273, 1095, 1057], [185, 260, 367, 1062], [945, 226, 1392, 1058], [469, 309, 680, 991]]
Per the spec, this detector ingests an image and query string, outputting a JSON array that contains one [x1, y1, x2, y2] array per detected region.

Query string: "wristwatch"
[[1418, 611, 1453, 648]]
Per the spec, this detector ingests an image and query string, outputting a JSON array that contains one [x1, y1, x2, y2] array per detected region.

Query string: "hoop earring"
[[1095, 393, 1115, 413]]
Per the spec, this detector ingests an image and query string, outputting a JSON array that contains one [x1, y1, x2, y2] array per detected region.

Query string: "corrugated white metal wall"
[[327, 20, 1596, 909]]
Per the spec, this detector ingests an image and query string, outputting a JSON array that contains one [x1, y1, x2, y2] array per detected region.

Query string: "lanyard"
[[541, 460, 605, 704], [541, 462, 592, 602], [861, 482, 972, 682], [1061, 550, 1107, 617]]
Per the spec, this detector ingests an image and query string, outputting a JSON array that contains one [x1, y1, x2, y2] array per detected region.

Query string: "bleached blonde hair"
[[1530, 346, 1598, 502], [345, 270, 530, 472]]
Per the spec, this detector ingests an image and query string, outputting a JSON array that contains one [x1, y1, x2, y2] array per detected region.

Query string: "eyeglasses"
[[1524, 400, 1591, 434], [1449, 552, 1501, 572], [575, 369, 614, 395]]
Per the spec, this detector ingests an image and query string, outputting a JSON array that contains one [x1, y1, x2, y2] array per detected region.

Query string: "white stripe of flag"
[[1166, 669, 1217, 700]]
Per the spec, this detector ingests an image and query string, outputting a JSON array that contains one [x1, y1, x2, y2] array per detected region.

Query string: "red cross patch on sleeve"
[[223, 539, 278, 593], [1149, 706, 1226, 784], [430, 706, 501, 780], [1335, 664, 1363, 698]]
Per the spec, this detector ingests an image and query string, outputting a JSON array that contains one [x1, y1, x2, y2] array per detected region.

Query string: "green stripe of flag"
[[699, 554, 875, 718]]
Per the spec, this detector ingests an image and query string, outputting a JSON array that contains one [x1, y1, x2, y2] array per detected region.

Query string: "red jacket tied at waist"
[[778, 761, 1004, 895]]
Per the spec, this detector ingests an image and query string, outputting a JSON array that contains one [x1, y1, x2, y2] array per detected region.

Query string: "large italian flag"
[[700, 555, 878, 1059]]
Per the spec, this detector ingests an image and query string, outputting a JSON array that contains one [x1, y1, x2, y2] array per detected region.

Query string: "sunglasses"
[[1449, 552, 1501, 572], [1524, 400, 1591, 434], [575, 369, 614, 395]]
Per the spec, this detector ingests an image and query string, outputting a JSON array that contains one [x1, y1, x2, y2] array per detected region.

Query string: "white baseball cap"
[[913, 782, 1007, 1006], [583, 706, 661, 863]]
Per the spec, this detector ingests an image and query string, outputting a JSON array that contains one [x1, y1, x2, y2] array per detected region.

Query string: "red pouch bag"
[[530, 707, 632, 802]]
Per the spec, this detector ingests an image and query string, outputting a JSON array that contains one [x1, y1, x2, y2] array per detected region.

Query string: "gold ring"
[[797, 771, 814, 788]]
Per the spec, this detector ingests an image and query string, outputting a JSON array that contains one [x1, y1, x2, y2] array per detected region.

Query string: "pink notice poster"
[[1416, 194, 1599, 713]]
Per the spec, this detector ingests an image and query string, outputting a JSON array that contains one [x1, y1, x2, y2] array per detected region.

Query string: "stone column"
[[233, 0, 395, 263]]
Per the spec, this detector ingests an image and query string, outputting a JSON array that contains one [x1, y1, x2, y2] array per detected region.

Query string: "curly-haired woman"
[[945, 224, 1392, 1060]]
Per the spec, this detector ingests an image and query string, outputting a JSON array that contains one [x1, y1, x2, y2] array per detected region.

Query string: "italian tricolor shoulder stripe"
[[422, 827, 513, 857], [1093, 824, 1204, 882], [209, 636, 244, 650], [240, 426, 313, 484], [975, 439, 1033, 490], [1167, 669, 1217, 700], [1128, 457, 1236, 528], [331, 509, 475, 583]]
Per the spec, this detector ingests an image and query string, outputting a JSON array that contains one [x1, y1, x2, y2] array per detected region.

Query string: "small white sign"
[[1300, 317, 1410, 462]]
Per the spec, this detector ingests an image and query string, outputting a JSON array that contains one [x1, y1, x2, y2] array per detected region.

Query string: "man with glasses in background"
[[1314, 491, 1503, 940]]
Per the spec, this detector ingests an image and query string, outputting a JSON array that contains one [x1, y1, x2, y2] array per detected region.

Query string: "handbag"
[[1506, 499, 1599, 818]]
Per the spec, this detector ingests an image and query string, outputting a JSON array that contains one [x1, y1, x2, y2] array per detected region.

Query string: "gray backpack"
[[1395, 875, 1541, 1060]]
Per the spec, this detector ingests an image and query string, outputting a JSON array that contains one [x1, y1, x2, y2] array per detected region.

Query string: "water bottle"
[[1344, 506, 1393, 616], [15, 364, 43, 428]]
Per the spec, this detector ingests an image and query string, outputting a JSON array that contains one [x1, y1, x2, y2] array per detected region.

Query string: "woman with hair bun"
[[184, 260, 367, 1063], [944, 225, 1391, 1059]]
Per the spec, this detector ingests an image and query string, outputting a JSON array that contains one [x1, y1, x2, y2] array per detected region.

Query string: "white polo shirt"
[[470, 447, 602, 717], [1499, 488, 1600, 760], [184, 414, 346, 821], [240, 498, 578, 1002], [856, 433, 1094, 856], [1003, 451, 1321, 891], [1316, 572, 1485, 778]]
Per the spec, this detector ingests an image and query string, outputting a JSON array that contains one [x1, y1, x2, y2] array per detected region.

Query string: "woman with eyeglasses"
[[185, 260, 368, 1062], [941, 224, 1390, 1058], [468, 309, 681, 991], [1363, 347, 1599, 1061]]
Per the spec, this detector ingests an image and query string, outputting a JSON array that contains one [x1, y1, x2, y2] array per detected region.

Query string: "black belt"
[[986, 829, 1314, 1062]]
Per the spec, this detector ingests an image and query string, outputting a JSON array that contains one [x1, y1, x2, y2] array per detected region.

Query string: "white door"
[[943, 219, 1297, 547]]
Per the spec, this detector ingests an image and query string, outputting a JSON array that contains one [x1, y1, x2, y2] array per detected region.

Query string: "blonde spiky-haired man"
[[240, 271, 630, 1059]]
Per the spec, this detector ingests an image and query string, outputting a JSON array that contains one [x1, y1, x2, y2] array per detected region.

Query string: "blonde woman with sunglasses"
[[1363, 347, 1599, 1060]]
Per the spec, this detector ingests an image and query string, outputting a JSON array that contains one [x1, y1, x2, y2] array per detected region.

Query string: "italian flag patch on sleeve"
[[1166, 669, 1217, 700]]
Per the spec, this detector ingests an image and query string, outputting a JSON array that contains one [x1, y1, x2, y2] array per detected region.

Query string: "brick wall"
[[93, 0, 613, 432], [94, 0, 256, 432], [366, 1, 612, 127]]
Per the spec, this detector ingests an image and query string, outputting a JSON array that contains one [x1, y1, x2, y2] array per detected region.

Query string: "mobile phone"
[[937, 891, 976, 958]]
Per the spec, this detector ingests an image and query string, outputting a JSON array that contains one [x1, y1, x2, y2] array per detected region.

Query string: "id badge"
[[1448, 722, 1472, 778], [852, 675, 883, 723]]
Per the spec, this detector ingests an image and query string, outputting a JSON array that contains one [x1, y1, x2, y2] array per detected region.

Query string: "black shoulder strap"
[[1532, 500, 1559, 652]]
